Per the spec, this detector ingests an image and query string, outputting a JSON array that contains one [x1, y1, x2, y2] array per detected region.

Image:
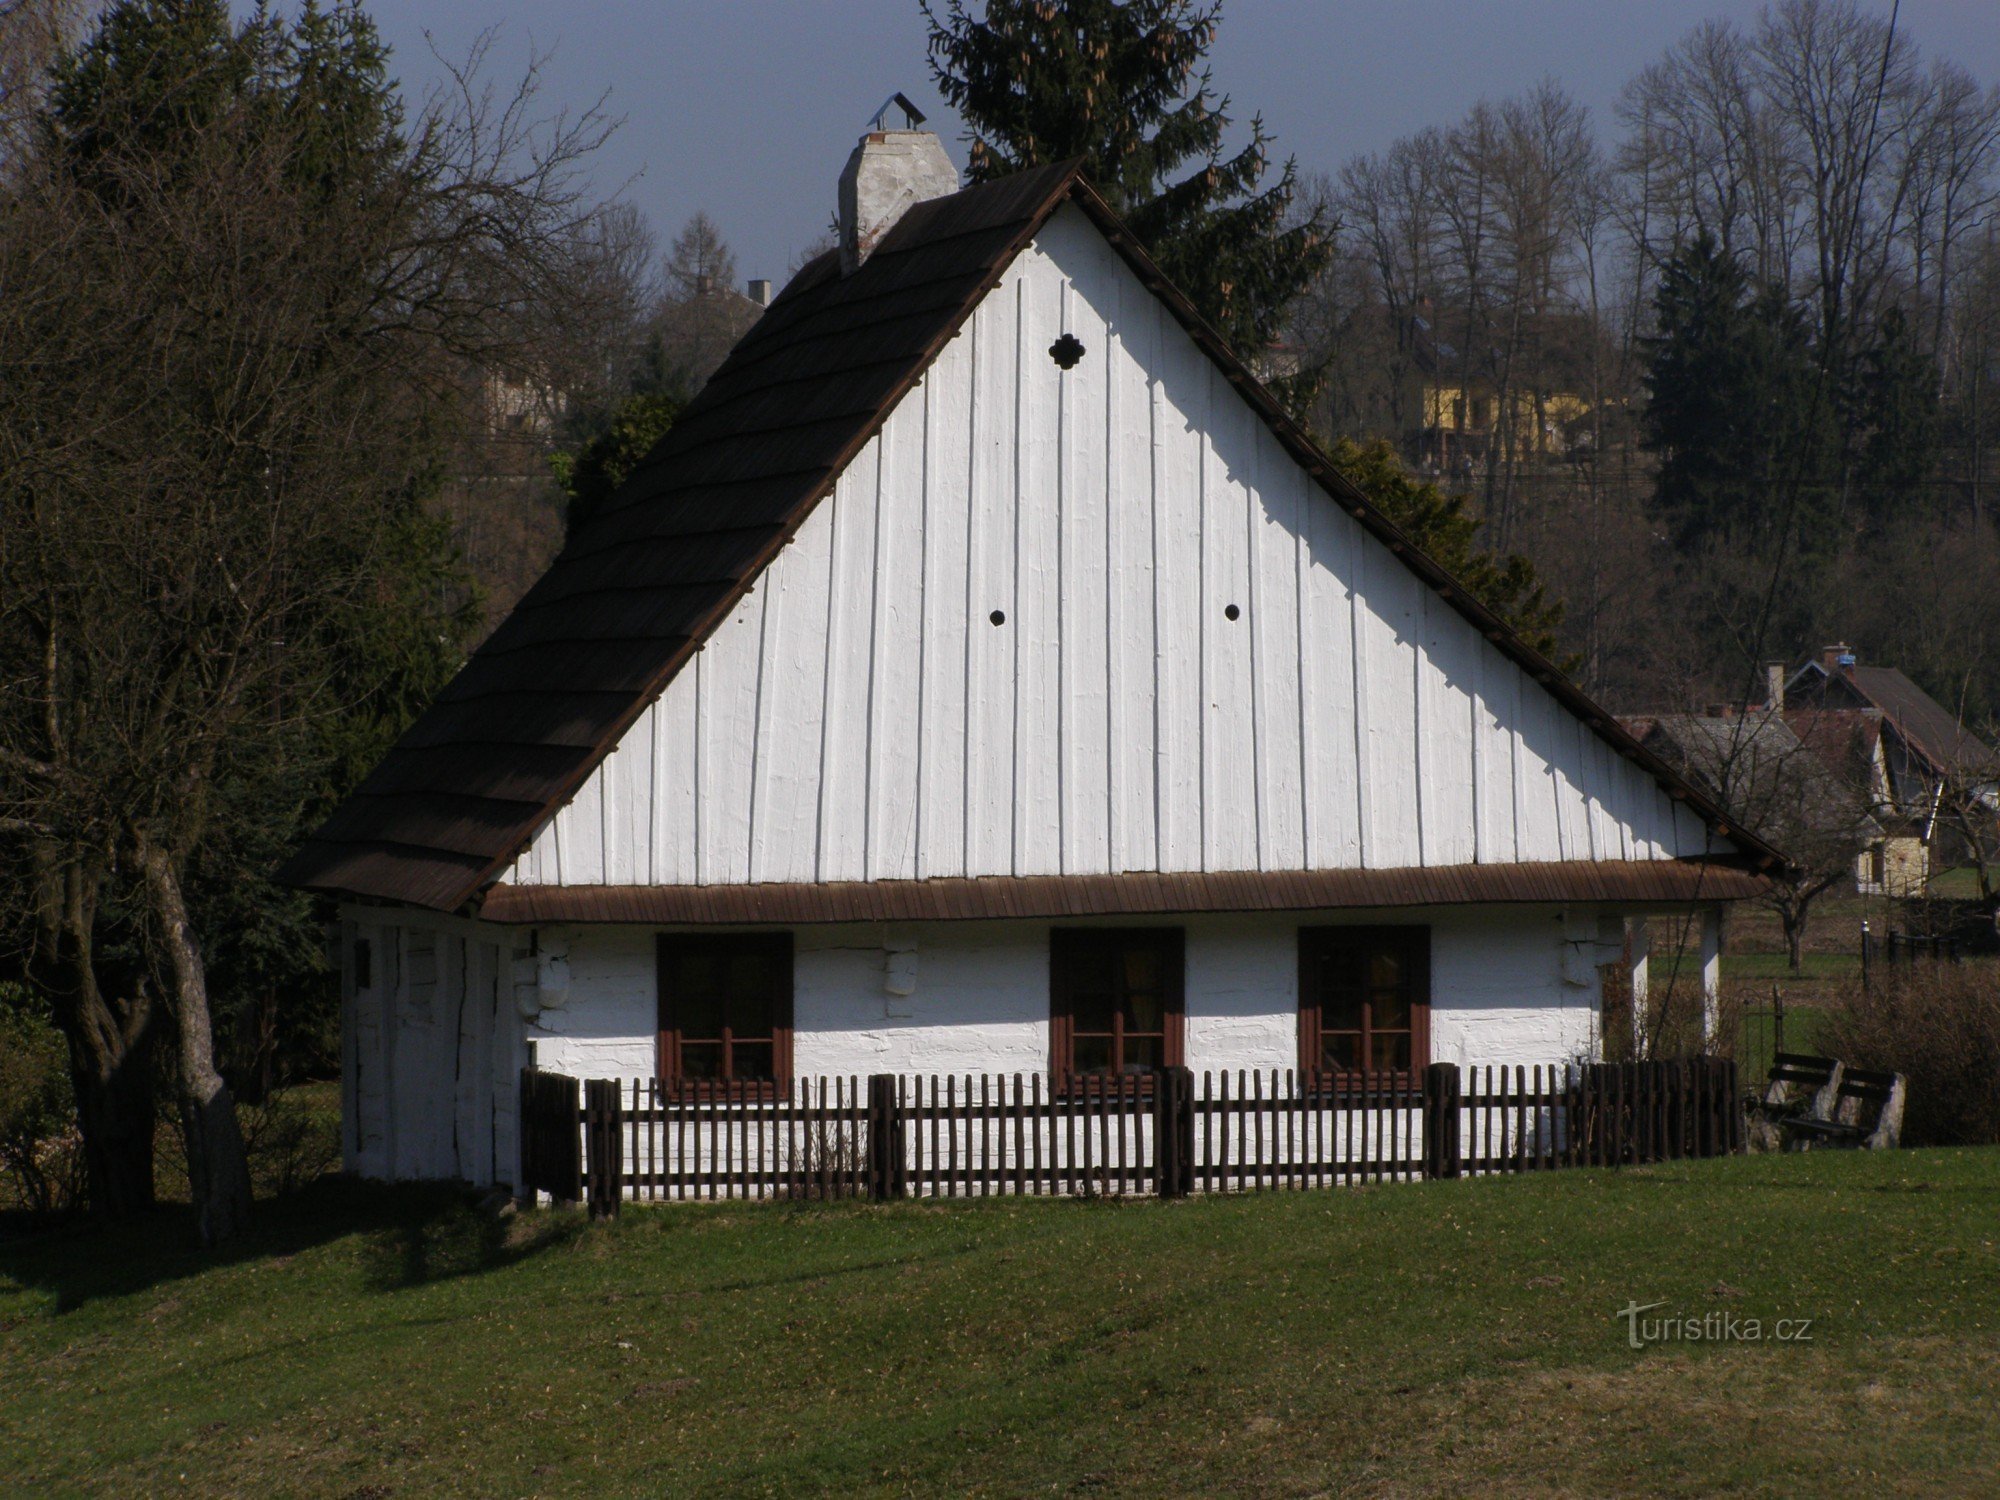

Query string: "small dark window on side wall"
[[1298, 926, 1430, 1079], [657, 933, 793, 1097], [1050, 928, 1185, 1088]]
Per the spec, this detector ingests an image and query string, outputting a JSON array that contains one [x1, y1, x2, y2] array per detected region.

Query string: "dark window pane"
[[1072, 989, 1116, 1032], [1122, 947, 1160, 993], [1367, 950, 1404, 988], [675, 986, 725, 1042], [731, 984, 775, 1040], [1370, 987, 1410, 1029], [1073, 1036, 1114, 1075], [677, 952, 723, 998], [1066, 945, 1113, 993], [1372, 1032, 1412, 1071], [1123, 1036, 1162, 1072], [1322, 986, 1364, 1030], [730, 1041, 775, 1080], [1322, 1032, 1361, 1072], [1126, 987, 1162, 1032], [727, 952, 772, 1000], [680, 1042, 723, 1080]]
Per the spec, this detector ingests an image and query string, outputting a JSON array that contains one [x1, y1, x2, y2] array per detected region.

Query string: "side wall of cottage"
[[342, 910, 526, 1188], [516, 906, 1627, 1086]]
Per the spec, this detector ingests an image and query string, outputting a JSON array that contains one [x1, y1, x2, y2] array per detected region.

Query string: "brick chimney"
[[838, 94, 957, 274], [1819, 643, 1856, 674]]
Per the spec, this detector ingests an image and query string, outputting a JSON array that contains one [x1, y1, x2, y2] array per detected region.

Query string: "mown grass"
[[3, 1149, 1996, 1496]]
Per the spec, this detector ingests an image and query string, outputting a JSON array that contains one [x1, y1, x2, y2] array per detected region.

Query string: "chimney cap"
[[868, 92, 927, 132]]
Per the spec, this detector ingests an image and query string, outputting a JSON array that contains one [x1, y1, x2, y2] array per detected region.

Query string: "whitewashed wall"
[[503, 203, 1717, 891], [519, 907, 1612, 1085], [343, 911, 524, 1186]]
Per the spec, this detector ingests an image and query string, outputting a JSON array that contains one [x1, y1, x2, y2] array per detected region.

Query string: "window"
[[1050, 929, 1184, 1085], [656, 933, 793, 1095], [1298, 927, 1429, 1077]]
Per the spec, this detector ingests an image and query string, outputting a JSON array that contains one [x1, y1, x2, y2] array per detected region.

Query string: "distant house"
[[282, 129, 1781, 1188], [1782, 645, 2000, 890], [1619, 711, 1884, 893]]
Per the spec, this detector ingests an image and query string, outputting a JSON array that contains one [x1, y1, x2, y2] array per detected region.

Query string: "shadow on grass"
[[0, 1176, 584, 1314]]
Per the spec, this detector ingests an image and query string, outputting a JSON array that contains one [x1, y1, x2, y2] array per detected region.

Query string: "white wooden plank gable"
[[503, 204, 1718, 889]]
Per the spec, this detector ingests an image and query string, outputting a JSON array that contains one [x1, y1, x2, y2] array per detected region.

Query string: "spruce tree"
[[1848, 306, 1941, 532], [924, 0, 1330, 362], [1327, 439, 1571, 666], [1641, 233, 1828, 552]]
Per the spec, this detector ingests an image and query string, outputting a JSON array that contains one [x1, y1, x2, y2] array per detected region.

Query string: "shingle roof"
[[1845, 666, 2000, 777], [282, 161, 1781, 912]]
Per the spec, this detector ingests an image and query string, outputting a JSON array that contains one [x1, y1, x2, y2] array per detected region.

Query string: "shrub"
[[240, 1085, 342, 1199], [1818, 966, 2000, 1146], [0, 990, 85, 1216]]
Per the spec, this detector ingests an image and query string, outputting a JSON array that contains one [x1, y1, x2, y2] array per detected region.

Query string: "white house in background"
[[283, 128, 1782, 1188]]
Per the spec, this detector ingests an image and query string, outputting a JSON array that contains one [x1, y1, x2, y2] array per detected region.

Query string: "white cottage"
[[284, 132, 1780, 1187]]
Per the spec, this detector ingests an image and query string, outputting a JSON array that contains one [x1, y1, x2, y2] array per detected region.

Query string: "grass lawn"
[[1648, 952, 1860, 988], [3, 1152, 1997, 1496]]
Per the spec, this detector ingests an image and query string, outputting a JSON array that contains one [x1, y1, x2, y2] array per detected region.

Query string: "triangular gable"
[[286, 166, 1777, 912]]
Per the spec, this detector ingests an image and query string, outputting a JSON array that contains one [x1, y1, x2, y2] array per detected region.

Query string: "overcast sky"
[[348, 1, 2000, 290]]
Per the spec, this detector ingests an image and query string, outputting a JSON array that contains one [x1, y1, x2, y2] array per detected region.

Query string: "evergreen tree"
[[1641, 233, 1830, 553], [924, 0, 1330, 365], [1327, 439, 1571, 665], [1848, 306, 1941, 531], [553, 390, 683, 536]]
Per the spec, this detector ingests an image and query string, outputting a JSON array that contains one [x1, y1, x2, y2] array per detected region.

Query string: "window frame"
[[655, 932, 794, 1099], [1049, 927, 1186, 1090], [1297, 925, 1431, 1083]]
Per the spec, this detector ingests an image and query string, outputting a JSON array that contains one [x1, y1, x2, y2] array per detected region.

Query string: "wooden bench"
[[1784, 1068, 1906, 1151], [1746, 1053, 1842, 1151]]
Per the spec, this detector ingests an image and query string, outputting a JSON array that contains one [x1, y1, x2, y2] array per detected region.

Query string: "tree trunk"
[[1785, 911, 1805, 973], [32, 858, 157, 1218], [136, 835, 253, 1245]]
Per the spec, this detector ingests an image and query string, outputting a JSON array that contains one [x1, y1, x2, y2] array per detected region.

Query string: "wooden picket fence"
[[520, 1058, 1741, 1215]]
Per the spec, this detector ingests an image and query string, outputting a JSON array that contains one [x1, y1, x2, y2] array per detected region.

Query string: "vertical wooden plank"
[[817, 460, 881, 882], [1300, 504, 1363, 867], [1059, 268, 1112, 877], [751, 503, 835, 883], [1108, 271, 1159, 873], [1314, 1071, 1326, 1188], [1515, 1065, 1529, 1173], [1015, 256, 1064, 875], [1096, 1079, 1110, 1198], [1251, 1070, 1265, 1191], [1030, 1073, 1043, 1196], [1252, 450, 1307, 872], [1195, 1070, 1210, 1194], [965, 284, 1020, 875], [697, 590, 767, 885], [981, 1073, 994, 1196], [1153, 299, 1205, 871], [1065, 1076, 1078, 1196], [918, 332, 972, 880], [1417, 591, 1478, 867], [945, 1074, 958, 1198], [1201, 365, 1258, 871], [1342, 1073, 1354, 1186], [867, 392, 927, 882]]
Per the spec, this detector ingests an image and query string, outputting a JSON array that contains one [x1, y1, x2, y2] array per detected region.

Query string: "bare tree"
[[1, 9, 621, 1238], [646, 209, 759, 396]]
